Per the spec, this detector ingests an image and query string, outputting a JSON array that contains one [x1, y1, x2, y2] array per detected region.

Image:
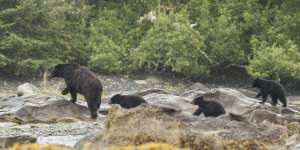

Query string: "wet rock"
[[17, 83, 40, 97], [0, 135, 36, 148]]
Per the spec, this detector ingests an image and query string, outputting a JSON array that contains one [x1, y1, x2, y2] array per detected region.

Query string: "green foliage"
[[187, 0, 246, 65], [0, 0, 89, 75], [0, 0, 299, 81], [132, 12, 210, 76], [248, 39, 300, 80]]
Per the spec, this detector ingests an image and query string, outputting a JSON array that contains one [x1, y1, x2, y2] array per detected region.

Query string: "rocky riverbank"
[[1, 74, 300, 149]]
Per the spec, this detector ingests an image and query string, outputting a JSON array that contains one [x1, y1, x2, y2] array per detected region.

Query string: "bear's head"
[[191, 96, 205, 105], [50, 64, 65, 78], [50, 63, 79, 78], [110, 94, 123, 105], [252, 78, 261, 88]]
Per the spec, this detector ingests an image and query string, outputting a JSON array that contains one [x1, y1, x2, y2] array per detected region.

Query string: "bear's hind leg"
[[279, 96, 287, 107], [255, 92, 262, 98], [85, 94, 98, 119]]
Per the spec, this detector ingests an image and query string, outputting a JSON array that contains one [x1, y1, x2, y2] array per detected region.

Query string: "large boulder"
[[75, 105, 284, 150], [17, 83, 40, 97]]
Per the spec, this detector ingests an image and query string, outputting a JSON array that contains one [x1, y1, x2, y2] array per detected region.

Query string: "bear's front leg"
[[69, 89, 77, 103], [193, 108, 202, 116], [61, 88, 69, 95]]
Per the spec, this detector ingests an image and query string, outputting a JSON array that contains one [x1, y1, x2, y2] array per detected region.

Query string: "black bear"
[[252, 78, 287, 107], [50, 63, 103, 118], [191, 96, 225, 117], [110, 94, 148, 109]]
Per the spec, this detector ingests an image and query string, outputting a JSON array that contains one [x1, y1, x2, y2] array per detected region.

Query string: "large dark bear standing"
[[51, 63, 103, 118], [252, 78, 287, 107], [110, 94, 148, 109], [191, 96, 225, 117]]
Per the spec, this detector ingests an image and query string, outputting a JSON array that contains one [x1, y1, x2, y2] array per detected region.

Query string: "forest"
[[0, 0, 299, 82]]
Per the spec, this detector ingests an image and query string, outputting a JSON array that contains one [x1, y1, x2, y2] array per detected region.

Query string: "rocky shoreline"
[[1, 75, 300, 149]]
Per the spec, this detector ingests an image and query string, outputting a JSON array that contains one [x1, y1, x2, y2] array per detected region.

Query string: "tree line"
[[0, 0, 299, 82]]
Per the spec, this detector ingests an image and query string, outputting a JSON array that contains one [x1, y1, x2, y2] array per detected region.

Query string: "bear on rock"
[[110, 94, 148, 109], [191, 96, 226, 117], [252, 78, 287, 107], [51, 63, 103, 119]]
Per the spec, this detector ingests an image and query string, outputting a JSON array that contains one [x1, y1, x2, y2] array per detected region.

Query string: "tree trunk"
[[43, 69, 48, 89]]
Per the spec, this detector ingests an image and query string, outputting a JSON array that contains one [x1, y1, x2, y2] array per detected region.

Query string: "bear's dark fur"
[[51, 63, 103, 118], [252, 78, 287, 107], [191, 96, 225, 117], [110, 94, 148, 109]]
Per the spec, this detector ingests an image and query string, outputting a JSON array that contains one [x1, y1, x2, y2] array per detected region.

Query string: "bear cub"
[[191, 96, 225, 117], [252, 78, 287, 107], [110, 94, 148, 109], [51, 63, 103, 118]]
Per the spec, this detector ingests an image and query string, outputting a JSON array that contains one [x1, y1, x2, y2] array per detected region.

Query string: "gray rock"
[[0, 135, 36, 148], [119, 88, 169, 96], [191, 82, 209, 91], [144, 93, 197, 114], [0, 95, 92, 123], [202, 88, 261, 115], [180, 89, 206, 99], [75, 105, 285, 150], [17, 83, 40, 97]]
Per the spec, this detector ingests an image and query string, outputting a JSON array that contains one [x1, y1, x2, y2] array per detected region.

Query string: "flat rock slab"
[[0, 95, 95, 123]]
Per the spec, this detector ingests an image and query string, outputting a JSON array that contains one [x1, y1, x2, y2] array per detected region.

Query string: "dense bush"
[[131, 12, 210, 76]]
